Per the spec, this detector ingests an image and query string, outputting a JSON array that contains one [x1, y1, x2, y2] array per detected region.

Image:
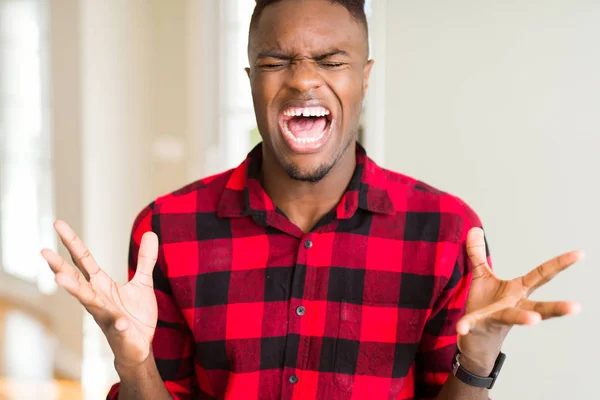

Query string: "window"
[[0, 0, 55, 293]]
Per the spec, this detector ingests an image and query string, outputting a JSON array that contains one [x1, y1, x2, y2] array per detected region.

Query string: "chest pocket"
[[332, 300, 416, 394]]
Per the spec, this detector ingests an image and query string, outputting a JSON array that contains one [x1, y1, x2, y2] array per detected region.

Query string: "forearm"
[[435, 374, 488, 400], [435, 357, 491, 400], [116, 355, 173, 400]]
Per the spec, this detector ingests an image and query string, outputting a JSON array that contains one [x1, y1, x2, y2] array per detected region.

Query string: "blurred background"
[[0, 0, 598, 399]]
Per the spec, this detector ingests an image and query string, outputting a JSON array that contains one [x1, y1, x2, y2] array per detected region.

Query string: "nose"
[[286, 60, 323, 94]]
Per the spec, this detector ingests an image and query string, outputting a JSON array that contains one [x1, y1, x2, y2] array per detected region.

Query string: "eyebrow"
[[256, 49, 350, 60]]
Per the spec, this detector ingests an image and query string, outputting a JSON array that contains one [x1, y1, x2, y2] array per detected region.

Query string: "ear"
[[362, 59, 374, 96], [245, 67, 251, 78]]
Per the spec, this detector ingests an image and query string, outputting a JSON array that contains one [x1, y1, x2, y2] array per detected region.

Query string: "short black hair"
[[249, 0, 368, 38]]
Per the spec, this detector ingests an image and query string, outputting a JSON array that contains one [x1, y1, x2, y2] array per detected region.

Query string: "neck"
[[261, 143, 357, 233]]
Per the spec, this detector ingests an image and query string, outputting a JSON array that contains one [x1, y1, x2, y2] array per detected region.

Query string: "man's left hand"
[[455, 228, 583, 375]]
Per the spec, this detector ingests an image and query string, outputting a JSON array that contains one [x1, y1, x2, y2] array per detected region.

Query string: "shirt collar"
[[217, 143, 395, 220]]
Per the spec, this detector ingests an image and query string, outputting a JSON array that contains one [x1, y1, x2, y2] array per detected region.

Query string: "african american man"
[[42, 0, 582, 399]]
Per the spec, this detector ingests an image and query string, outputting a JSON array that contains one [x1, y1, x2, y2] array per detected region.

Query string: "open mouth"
[[279, 105, 333, 151]]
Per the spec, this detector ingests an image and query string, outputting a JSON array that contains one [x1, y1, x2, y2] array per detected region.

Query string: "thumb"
[[466, 227, 492, 277], [132, 231, 159, 286]]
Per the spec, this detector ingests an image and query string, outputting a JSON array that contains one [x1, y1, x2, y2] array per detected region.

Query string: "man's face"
[[247, 0, 373, 183]]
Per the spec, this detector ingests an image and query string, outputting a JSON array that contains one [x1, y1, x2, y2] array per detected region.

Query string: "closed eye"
[[319, 62, 346, 69], [259, 62, 289, 70]]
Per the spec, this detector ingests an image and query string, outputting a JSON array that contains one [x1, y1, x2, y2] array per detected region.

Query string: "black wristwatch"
[[451, 348, 506, 390]]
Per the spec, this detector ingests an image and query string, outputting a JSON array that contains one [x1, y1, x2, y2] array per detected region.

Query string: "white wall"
[[382, 1, 599, 399]]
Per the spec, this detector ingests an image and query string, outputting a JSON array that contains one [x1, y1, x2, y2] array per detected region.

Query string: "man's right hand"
[[41, 220, 159, 372]]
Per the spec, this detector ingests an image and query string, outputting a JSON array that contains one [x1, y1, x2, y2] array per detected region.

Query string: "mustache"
[[286, 93, 324, 102]]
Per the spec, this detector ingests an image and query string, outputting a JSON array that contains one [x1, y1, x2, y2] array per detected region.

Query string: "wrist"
[[115, 353, 157, 381], [457, 352, 496, 377]]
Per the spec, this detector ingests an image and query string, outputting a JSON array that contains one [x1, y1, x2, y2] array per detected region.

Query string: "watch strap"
[[451, 349, 506, 390]]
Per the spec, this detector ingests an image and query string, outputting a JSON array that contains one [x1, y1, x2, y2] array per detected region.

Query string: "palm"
[[115, 280, 157, 340], [456, 228, 582, 364], [464, 265, 533, 325], [41, 221, 159, 367]]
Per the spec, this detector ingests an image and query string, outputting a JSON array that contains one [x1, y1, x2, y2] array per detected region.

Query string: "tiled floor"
[[0, 301, 83, 400]]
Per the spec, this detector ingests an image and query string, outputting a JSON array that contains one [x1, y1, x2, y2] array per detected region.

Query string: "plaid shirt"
[[108, 144, 489, 400]]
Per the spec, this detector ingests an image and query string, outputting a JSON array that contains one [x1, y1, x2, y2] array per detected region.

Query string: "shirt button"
[[304, 240, 313, 249], [296, 306, 306, 316], [289, 374, 299, 384]]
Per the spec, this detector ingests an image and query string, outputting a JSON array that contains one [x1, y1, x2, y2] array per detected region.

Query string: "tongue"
[[287, 116, 327, 138]]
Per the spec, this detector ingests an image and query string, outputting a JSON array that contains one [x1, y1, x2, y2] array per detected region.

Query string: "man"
[[41, 0, 582, 399]]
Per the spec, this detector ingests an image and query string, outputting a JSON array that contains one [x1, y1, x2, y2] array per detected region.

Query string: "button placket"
[[290, 234, 315, 386]]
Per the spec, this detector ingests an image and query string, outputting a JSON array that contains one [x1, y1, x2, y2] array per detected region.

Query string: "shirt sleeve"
[[107, 204, 197, 400], [413, 199, 493, 400]]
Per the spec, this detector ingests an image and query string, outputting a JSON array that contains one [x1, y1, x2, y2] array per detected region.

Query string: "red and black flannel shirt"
[[108, 144, 490, 400]]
